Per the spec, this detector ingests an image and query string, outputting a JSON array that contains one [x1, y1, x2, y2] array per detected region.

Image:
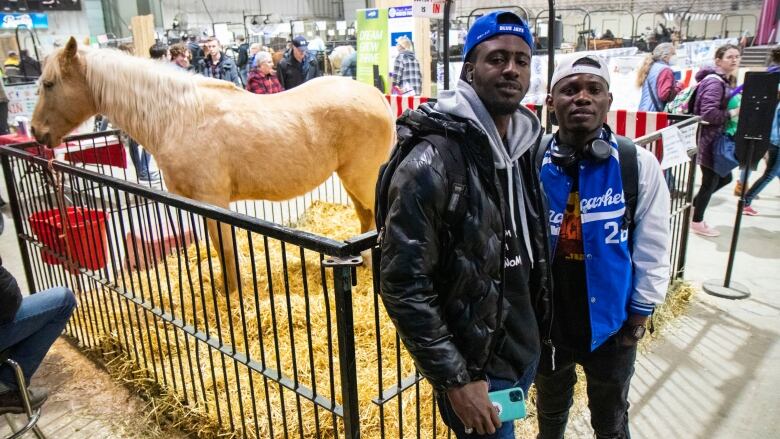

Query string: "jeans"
[[693, 165, 733, 222], [535, 336, 637, 439], [745, 146, 780, 206], [128, 138, 153, 179], [0, 287, 77, 388], [240, 66, 248, 87], [437, 360, 538, 439]]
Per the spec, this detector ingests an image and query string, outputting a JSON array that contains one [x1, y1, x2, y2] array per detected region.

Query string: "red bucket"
[[28, 208, 108, 270]]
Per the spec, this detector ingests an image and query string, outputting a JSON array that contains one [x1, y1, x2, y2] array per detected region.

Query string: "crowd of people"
[[1, 10, 778, 436], [143, 34, 331, 94], [635, 40, 780, 230], [159, 32, 424, 97]]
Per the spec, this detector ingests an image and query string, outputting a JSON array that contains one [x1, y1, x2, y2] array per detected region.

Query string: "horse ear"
[[64, 37, 78, 59]]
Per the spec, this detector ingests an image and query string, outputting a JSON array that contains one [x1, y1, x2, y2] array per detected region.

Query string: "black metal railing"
[[633, 115, 700, 279], [0, 113, 699, 438]]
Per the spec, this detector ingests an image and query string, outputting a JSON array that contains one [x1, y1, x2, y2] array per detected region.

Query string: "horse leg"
[[343, 186, 375, 233], [205, 217, 241, 296]]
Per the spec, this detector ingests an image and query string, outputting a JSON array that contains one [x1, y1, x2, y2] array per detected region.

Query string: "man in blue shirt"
[[535, 55, 670, 439]]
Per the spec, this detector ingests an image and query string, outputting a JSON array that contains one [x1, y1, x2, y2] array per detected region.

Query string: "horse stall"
[[0, 129, 443, 439]]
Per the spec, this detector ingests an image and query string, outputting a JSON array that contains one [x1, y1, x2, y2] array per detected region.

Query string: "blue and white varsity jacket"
[[540, 130, 671, 350]]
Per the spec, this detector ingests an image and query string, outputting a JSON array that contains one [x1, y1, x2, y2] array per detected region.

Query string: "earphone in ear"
[[550, 137, 613, 168], [466, 71, 474, 83]]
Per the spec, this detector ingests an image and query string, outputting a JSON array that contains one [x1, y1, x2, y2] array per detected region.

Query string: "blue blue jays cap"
[[463, 11, 533, 61]]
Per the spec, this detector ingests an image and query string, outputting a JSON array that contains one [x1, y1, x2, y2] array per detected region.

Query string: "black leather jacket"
[[379, 105, 552, 391], [0, 264, 22, 325]]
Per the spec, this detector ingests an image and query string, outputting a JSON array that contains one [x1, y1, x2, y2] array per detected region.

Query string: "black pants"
[[693, 165, 732, 222], [535, 336, 638, 439]]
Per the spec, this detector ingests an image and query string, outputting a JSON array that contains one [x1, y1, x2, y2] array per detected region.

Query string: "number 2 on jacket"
[[604, 221, 628, 244]]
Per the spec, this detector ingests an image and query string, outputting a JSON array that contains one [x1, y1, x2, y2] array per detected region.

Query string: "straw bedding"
[[70, 201, 695, 438]]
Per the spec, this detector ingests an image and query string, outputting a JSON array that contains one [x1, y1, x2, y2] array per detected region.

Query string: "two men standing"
[[378, 10, 670, 439]]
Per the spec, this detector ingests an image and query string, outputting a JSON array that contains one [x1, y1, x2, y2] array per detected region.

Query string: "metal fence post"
[[324, 255, 362, 439], [1, 153, 36, 292], [676, 154, 698, 280]]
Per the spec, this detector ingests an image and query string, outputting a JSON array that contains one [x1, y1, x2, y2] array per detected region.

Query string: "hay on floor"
[[70, 201, 695, 438]]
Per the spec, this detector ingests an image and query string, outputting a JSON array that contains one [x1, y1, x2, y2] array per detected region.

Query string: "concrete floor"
[[0, 156, 778, 438], [0, 162, 185, 438], [568, 164, 780, 438], [629, 170, 780, 439]]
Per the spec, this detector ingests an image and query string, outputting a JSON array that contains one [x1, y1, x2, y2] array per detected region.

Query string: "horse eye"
[[42, 81, 54, 89]]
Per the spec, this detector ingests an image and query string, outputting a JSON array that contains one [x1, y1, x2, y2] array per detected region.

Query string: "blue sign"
[[388, 6, 413, 19], [365, 9, 379, 19], [0, 13, 48, 29]]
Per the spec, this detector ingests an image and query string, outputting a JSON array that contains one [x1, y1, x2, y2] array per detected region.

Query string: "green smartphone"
[[488, 387, 527, 422]]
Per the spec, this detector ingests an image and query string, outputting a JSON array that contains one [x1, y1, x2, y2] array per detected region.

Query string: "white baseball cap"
[[550, 55, 611, 90]]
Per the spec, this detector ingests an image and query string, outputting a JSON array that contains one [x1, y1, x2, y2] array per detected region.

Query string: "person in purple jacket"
[[690, 44, 741, 237]]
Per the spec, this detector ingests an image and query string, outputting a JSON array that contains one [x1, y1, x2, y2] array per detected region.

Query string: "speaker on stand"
[[703, 71, 780, 299]]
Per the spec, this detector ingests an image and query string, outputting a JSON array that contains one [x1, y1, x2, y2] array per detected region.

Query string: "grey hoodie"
[[435, 79, 542, 262]]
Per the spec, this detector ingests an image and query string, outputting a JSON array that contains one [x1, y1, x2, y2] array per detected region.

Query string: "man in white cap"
[[534, 55, 670, 438], [378, 10, 551, 438]]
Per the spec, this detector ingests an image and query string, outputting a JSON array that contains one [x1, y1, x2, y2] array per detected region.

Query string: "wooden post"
[[131, 14, 156, 58]]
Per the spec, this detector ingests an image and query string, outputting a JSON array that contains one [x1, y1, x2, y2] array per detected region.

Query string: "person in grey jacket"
[[198, 37, 241, 86], [379, 11, 551, 438]]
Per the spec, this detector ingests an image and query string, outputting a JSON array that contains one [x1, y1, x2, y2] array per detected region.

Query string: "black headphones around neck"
[[550, 135, 613, 168]]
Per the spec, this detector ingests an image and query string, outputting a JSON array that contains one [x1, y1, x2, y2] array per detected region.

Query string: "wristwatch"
[[625, 324, 646, 341]]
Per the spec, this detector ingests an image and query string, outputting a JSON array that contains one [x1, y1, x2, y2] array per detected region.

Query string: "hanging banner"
[[0, 13, 48, 29], [356, 8, 389, 93], [388, 5, 415, 94]]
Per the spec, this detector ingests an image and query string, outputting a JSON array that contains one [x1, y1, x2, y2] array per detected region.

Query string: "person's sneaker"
[[691, 221, 720, 237], [743, 205, 759, 216], [0, 387, 48, 414]]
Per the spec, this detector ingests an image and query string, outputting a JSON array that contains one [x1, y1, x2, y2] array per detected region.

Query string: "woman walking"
[[690, 44, 741, 237]]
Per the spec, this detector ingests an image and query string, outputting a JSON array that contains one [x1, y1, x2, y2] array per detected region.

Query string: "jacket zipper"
[[535, 133, 557, 371]]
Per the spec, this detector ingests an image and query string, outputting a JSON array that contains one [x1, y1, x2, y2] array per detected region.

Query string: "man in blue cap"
[[277, 35, 322, 89], [378, 10, 551, 437]]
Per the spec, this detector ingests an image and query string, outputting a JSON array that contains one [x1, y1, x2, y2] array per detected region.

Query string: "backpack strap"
[[535, 133, 554, 171], [419, 134, 468, 226], [615, 135, 638, 232]]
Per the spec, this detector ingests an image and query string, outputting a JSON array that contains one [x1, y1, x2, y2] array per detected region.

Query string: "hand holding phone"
[[488, 387, 526, 422]]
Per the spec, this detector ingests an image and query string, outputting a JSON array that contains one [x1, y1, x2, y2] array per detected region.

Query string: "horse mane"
[[81, 48, 209, 147]]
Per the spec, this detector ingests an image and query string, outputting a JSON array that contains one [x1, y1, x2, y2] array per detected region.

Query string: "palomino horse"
[[31, 37, 395, 294], [326, 45, 356, 75]]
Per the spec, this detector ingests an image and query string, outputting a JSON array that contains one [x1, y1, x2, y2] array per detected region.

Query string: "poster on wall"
[[0, 13, 48, 29], [387, 5, 415, 94], [6, 83, 39, 126], [356, 8, 389, 93]]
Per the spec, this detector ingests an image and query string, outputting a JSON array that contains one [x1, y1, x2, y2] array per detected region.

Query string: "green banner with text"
[[356, 8, 389, 93]]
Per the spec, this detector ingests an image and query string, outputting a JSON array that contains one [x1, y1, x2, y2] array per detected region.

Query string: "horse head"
[[31, 37, 97, 147]]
